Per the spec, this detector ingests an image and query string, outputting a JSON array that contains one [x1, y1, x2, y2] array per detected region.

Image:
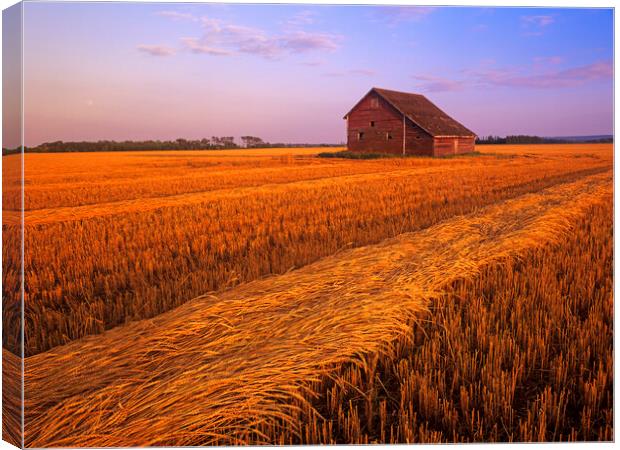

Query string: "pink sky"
[[6, 4, 613, 148]]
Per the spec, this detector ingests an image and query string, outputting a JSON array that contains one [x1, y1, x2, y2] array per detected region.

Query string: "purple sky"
[[15, 3, 614, 147]]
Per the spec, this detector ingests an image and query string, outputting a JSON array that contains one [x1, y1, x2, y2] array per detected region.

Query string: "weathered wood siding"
[[432, 136, 476, 157], [346, 92, 403, 154], [346, 92, 433, 155], [405, 121, 434, 156]]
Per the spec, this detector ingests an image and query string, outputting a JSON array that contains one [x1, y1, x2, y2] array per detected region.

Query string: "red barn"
[[343, 87, 476, 157]]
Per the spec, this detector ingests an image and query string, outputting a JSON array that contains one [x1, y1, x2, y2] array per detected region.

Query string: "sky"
[[12, 3, 615, 147]]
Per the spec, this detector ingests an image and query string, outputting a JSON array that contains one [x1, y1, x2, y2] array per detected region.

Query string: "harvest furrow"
[[255, 196, 613, 443], [4, 164, 483, 223], [10, 155, 477, 210], [21, 171, 611, 447], [4, 151, 610, 221]]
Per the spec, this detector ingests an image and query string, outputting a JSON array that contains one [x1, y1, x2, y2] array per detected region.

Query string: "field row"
[[5, 157, 610, 355], [3, 148, 340, 184], [258, 197, 613, 444], [2, 144, 611, 211], [6, 163, 510, 225], [6, 157, 417, 211], [19, 172, 611, 447], [4, 149, 470, 211]]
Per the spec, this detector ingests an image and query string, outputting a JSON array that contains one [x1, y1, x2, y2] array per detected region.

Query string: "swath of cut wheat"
[[17, 170, 610, 447], [252, 196, 612, 444]]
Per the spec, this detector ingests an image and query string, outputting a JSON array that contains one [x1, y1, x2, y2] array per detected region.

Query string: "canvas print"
[[1, 1, 614, 447]]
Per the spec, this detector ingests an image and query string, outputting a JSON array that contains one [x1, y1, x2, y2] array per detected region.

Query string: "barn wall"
[[405, 122, 434, 156], [346, 92, 402, 154], [346, 92, 428, 155], [432, 137, 476, 157], [457, 137, 476, 154]]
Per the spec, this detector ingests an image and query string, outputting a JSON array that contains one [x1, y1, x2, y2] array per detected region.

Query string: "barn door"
[[453, 139, 458, 154]]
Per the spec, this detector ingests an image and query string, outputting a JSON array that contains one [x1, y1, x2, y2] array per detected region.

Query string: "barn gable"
[[345, 87, 476, 138], [345, 90, 434, 155], [344, 88, 476, 157]]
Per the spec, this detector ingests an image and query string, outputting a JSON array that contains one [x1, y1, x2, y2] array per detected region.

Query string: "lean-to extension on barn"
[[344, 87, 477, 157]]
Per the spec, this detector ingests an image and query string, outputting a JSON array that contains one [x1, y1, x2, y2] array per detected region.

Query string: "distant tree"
[[220, 136, 237, 148], [241, 136, 265, 148], [210, 136, 223, 148], [476, 135, 506, 145]]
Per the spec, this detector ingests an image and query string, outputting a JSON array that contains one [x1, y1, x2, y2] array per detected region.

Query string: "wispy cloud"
[[155, 11, 198, 22], [182, 16, 342, 59], [480, 61, 612, 88], [374, 6, 435, 24], [180, 38, 232, 56], [411, 74, 465, 92], [281, 31, 340, 53], [322, 68, 376, 77], [349, 68, 376, 76], [413, 60, 612, 92], [137, 44, 176, 57], [520, 15, 554, 36], [522, 15, 555, 27], [286, 10, 317, 27], [533, 55, 563, 65], [298, 60, 325, 67], [471, 24, 488, 32]]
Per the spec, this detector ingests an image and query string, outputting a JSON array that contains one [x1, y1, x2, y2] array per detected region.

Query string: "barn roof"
[[345, 87, 476, 138]]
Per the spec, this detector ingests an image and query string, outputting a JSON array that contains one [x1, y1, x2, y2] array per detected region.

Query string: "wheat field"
[[2, 144, 612, 355], [1, 143, 613, 446]]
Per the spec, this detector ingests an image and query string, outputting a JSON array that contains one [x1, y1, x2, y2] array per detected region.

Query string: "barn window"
[[370, 121, 375, 127], [386, 132, 393, 140], [358, 132, 365, 140], [370, 97, 379, 108]]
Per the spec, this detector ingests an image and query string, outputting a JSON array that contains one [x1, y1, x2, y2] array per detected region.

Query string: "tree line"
[[3, 134, 611, 155], [476, 135, 613, 145], [2, 136, 342, 155]]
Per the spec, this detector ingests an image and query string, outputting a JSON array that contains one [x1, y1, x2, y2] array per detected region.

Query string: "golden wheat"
[[257, 195, 613, 444], [17, 172, 611, 447], [2, 146, 611, 355]]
